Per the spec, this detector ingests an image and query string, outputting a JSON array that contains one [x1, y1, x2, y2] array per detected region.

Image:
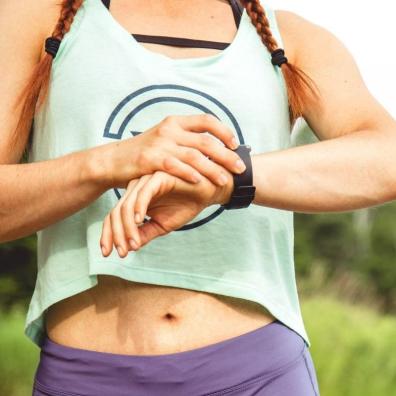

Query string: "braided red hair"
[[10, 0, 83, 151], [241, 0, 320, 127]]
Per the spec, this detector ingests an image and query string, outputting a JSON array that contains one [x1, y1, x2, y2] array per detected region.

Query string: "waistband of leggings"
[[35, 319, 306, 396]]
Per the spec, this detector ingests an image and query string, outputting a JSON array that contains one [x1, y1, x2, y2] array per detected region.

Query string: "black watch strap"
[[221, 144, 256, 210]]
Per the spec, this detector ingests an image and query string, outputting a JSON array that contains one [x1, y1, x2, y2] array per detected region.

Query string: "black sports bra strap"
[[130, 34, 230, 50], [229, 0, 243, 27]]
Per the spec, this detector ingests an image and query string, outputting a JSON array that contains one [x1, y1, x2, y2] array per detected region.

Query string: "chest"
[[32, 0, 291, 163]]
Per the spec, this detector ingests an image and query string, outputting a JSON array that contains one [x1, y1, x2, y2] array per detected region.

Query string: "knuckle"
[[186, 148, 202, 162], [162, 155, 175, 171], [162, 115, 176, 126], [156, 125, 173, 138], [200, 133, 214, 148], [202, 113, 217, 123]]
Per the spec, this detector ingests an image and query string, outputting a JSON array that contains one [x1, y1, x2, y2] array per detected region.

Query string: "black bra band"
[[131, 34, 231, 50]]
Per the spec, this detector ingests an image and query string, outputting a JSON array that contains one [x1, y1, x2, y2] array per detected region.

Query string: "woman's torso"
[[41, 0, 295, 355], [46, 275, 276, 354]]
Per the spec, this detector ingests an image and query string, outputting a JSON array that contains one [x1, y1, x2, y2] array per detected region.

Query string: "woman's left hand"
[[100, 170, 233, 258]]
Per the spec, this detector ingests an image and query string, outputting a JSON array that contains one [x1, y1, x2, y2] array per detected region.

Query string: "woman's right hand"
[[91, 114, 247, 189]]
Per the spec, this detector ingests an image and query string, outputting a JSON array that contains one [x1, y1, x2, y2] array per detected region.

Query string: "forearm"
[[0, 148, 108, 242], [251, 128, 396, 213]]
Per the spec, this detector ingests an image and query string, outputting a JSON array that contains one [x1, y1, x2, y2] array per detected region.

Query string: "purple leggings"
[[32, 319, 320, 396]]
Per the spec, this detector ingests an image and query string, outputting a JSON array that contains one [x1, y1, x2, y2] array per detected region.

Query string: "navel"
[[162, 312, 178, 322]]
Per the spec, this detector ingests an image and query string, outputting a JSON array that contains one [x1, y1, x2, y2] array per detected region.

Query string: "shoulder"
[[0, 0, 66, 163], [272, 8, 392, 140], [273, 9, 347, 69], [0, 0, 67, 60]]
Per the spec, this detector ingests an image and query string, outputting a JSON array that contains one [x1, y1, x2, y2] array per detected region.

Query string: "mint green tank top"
[[27, 0, 311, 348]]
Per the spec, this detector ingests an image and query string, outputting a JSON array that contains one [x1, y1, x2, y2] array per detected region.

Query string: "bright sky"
[[265, 0, 396, 120]]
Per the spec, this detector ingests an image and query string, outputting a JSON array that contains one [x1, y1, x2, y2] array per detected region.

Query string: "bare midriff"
[[45, 275, 276, 355]]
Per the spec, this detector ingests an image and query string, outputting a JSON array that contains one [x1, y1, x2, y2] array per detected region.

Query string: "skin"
[[1, 0, 396, 355]]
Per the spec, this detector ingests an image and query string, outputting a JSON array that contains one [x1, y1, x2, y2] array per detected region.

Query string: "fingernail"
[[129, 239, 139, 250], [135, 213, 141, 223], [218, 173, 228, 186], [231, 137, 238, 149], [101, 245, 107, 256], [235, 159, 246, 172], [116, 246, 124, 257]]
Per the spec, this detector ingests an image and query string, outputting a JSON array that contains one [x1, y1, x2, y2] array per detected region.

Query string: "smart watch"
[[221, 144, 256, 210]]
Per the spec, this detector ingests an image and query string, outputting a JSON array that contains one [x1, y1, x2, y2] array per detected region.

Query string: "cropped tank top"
[[26, 0, 312, 348]]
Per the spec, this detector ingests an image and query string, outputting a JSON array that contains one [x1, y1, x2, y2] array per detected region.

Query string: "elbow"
[[373, 123, 396, 204], [0, 217, 8, 243], [377, 164, 396, 205], [382, 179, 396, 204]]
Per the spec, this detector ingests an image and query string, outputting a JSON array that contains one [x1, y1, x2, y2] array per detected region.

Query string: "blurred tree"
[[359, 201, 396, 312], [0, 235, 37, 311]]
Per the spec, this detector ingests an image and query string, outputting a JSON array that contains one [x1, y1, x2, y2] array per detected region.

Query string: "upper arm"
[[0, 0, 61, 164], [275, 10, 396, 141]]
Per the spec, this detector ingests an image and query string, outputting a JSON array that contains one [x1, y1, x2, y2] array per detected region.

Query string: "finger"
[[174, 129, 246, 179], [100, 214, 113, 257], [162, 155, 204, 185], [120, 175, 152, 249], [134, 173, 164, 229], [171, 113, 238, 150], [178, 146, 232, 187], [110, 180, 140, 257]]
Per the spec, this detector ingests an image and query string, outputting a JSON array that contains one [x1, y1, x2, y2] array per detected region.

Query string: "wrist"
[[82, 145, 114, 191]]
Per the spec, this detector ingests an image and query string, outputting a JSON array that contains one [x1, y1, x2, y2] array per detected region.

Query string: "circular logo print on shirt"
[[103, 84, 246, 231]]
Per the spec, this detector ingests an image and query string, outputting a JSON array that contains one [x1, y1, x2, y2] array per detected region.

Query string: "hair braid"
[[241, 0, 320, 127], [11, 0, 83, 151]]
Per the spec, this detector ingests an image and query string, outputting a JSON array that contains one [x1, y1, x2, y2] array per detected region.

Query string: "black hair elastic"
[[45, 37, 61, 58], [271, 48, 288, 67]]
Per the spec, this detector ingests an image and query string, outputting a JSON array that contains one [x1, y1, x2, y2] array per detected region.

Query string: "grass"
[[0, 309, 39, 396], [1, 294, 395, 396], [302, 294, 396, 396]]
